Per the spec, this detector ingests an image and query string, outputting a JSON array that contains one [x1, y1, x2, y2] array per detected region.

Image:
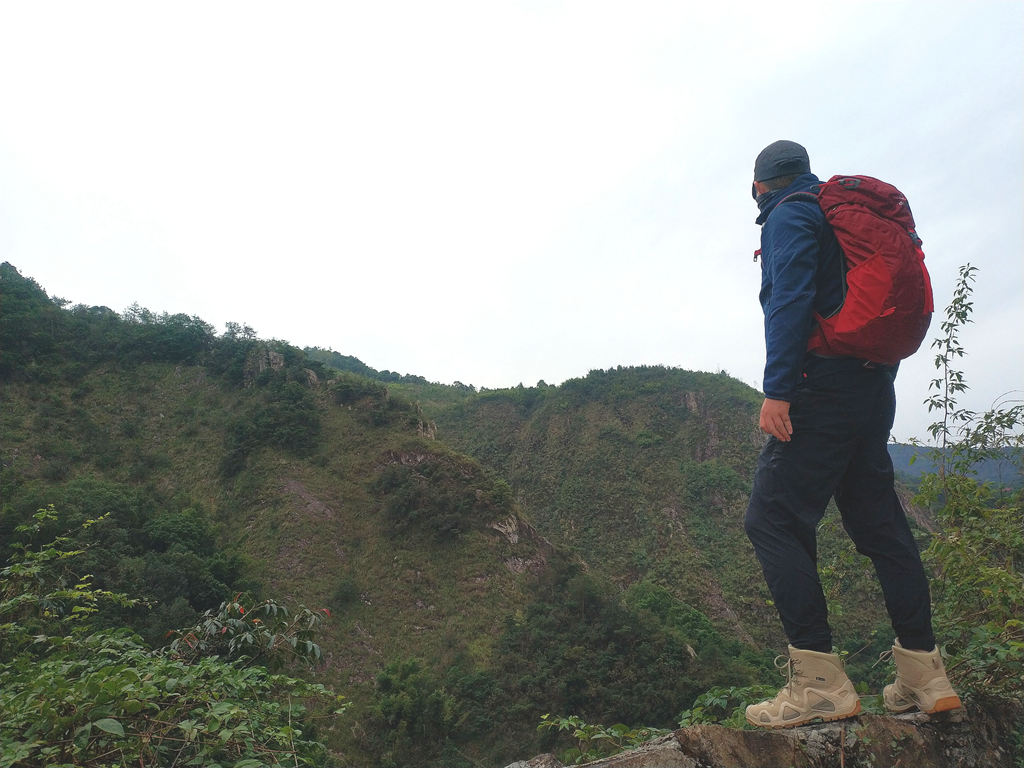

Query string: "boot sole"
[[885, 695, 963, 715], [923, 695, 963, 714], [746, 699, 862, 729]]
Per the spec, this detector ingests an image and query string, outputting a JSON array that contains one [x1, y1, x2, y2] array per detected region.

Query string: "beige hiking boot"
[[882, 641, 962, 714], [745, 645, 862, 728]]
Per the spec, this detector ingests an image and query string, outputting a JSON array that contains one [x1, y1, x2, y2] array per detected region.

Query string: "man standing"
[[742, 140, 961, 728]]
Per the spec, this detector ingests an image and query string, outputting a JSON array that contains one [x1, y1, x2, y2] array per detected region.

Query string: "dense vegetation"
[[0, 508, 343, 767], [2, 263, 775, 766], [2, 260, 1020, 766]]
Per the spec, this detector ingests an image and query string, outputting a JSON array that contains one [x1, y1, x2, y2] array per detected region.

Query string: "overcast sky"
[[2, 2, 1021, 443]]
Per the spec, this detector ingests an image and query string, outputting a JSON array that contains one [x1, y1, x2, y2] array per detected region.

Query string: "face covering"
[[752, 181, 774, 209], [754, 183, 774, 211]]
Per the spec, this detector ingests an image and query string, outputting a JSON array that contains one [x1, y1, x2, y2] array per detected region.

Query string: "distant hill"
[[303, 345, 431, 385], [889, 443, 1023, 488]]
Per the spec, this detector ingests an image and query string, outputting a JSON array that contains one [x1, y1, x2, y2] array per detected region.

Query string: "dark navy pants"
[[744, 357, 935, 653]]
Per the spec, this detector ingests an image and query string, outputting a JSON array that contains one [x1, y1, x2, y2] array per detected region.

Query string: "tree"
[[915, 264, 1024, 695]]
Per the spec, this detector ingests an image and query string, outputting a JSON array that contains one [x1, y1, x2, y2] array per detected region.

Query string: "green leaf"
[[123, 699, 143, 715], [93, 717, 125, 737]]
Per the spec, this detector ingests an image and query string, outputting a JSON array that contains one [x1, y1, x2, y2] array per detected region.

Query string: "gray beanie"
[[753, 140, 810, 182]]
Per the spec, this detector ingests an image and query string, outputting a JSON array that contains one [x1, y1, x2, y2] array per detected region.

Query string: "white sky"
[[1, 1, 1022, 443]]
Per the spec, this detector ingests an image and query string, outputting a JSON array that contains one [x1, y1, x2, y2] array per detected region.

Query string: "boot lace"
[[873, 649, 894, 668], [774, 654, 801, 692]]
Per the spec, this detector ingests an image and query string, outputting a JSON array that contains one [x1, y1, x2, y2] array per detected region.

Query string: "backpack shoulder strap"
[[779, 190, 821, 207]]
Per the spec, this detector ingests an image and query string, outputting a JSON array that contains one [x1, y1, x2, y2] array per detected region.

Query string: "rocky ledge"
[[505, 696, 1024, 768]]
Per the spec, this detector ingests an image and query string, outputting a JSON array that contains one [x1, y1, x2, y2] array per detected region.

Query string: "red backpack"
[[788, 175, 934, 365]]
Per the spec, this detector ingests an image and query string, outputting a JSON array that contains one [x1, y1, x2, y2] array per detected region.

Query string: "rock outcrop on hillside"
[[505, 697, 1023, 768]]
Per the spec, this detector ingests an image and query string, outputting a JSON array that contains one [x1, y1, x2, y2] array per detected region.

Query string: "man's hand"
[[759, 398, 793, 441]]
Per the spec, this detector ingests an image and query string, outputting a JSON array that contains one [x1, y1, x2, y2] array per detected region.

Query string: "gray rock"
[[509, 697, 1023, 768], [503, 754, 563, 768]]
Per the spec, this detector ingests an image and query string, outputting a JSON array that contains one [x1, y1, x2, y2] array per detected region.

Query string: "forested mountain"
[[0, 263, 778, 766], [4, 262, 1019, 767]]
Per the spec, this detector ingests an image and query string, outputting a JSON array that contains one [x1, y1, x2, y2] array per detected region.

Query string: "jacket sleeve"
[[760, 201, 822, 401]]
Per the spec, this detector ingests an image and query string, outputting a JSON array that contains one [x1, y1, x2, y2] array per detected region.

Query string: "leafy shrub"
[[369, 659, 459, 768], [221, 378, 322, 476], [118, 305, 216, 365], [143, 506, 214, 554], [166, 595, 332, 671], [330, 373, 389, 406], [623, 581, 767, 685], [537, 714, 669, 765], [328, 372, 421, 429], [681, 458, 746, 508], [372, 452, 511, 540], [913, 264, 1024, 696], [676, 685, 777, 729], [205, 322, 259, 385], [0, 507, 344, 767], [0, 482, 246, 648], [331, 574, 361, 609], [496, 561, 697, 730]]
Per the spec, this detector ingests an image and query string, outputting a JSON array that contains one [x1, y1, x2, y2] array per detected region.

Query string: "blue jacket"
[[755, 173, 844, 401]]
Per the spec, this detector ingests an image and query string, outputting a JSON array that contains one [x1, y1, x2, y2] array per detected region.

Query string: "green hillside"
[[9, 260, 1017, 767], [312, 344, 885, 661], [424, 371, 769, 632], [401, 367, 905, 676], [1, 263, 774, 767]]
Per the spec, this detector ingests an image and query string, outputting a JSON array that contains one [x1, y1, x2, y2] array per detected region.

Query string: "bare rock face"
[[418, 419, 437, 439], [505, 697, 1023, 768], [243, 346, 286, 386]]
